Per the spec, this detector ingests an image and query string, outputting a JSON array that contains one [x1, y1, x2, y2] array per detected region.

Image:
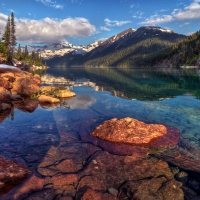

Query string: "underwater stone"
[[92, 117, 167, 146]]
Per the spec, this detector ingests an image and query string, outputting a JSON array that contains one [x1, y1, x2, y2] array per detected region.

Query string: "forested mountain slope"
[[47, 26, 187, 68]]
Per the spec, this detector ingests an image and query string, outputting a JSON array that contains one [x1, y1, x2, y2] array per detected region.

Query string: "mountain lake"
[[0, 67, 200, 199]]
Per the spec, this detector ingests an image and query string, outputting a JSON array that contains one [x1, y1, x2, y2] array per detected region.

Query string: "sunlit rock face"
[[0, 157, 29, 196], [0, 66, 41, 97], [92, 117, 167, 146]]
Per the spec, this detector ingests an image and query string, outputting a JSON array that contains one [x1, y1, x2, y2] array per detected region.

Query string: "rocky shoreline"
[[0, 64, 76, 121], [0, 65, 200, 199]]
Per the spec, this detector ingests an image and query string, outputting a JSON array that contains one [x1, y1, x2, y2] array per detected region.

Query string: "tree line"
[[0, 12, 43, 66]]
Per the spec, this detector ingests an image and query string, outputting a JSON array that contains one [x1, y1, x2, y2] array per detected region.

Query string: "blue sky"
[[0, 0, 200, 46]]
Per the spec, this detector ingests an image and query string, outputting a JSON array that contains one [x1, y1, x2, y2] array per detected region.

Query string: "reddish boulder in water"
[[0, 157, 30, 196], [92, 117, 167, 146]]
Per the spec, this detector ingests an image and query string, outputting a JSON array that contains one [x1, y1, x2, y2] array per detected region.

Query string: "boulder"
[[0, 77, 13, 89], [119, 178, 184, 200], [11, 77, 40, 96], [0, 72, 15, 82], [59, 89, 76, 98], [77, 151, 184, 200], [92, 117, 167, 146], [0, 87, 11, 102], [38, 95, 60, 103], [0, 66, 41, 97], [0, 157, 30, 196]]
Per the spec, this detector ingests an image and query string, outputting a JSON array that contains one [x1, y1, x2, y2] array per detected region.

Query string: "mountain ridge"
[[46, 26, 188, 68]]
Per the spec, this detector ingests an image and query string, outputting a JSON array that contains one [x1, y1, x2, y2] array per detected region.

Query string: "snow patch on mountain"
[[142, 26, 174, 33], [26, 40, 103, 59]]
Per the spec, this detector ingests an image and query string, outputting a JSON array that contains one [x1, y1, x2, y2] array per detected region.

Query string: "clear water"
[[0, 67, 200, 179]]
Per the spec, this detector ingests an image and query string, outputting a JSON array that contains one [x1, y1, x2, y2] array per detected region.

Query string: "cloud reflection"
[[67, 93, 96, 109]]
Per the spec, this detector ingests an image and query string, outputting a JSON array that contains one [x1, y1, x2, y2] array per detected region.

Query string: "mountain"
[[46, 26, 186, 68], [25, 40, 103, 59], [83, 26, 186, 67], [143, 30, 200, 68]]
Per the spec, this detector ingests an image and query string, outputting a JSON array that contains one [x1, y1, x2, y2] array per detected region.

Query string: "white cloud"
[[179, 22, 190, 27], [35, 0, 63, 9], [0, 13, 7, 33], [0, 13, 96, 44], [100, 26, 111, 31], [104, 18, 132, 27], [132, 11, 144, 19], [141, 15, 173, 25], [141, 0, 200, 25]]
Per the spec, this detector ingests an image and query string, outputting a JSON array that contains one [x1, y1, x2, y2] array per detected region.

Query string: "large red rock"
[[0, 157, 30, 196], [92, 117, 167, 146]]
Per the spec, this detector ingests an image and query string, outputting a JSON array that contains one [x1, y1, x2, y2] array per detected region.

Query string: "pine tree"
[[16, 44, 21, 60], [2, 16, 12, 64], [24, 45, 29, 59], [10, 12, 17, 57]]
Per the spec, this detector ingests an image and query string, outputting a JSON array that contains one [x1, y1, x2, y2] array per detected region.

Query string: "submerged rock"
[[91, 117, 200, 174], [0, 157, 30, 196], [92, 117, 167, 146]]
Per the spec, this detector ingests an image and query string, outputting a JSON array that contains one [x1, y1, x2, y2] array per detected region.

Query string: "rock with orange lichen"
[[92, 117, 167, 146]]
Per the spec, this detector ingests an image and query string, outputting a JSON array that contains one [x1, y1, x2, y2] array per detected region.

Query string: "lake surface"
[[0, 67, 200, 198]]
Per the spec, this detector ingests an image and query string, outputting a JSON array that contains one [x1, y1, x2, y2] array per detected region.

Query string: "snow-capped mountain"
[[26, 40, 103, 59], [85, 26, 183, 60]]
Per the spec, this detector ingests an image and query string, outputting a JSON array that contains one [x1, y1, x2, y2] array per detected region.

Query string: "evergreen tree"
[[10, 12, 17, 57], [16, 44, 21, 60], [24, 45, 29, 59], [2, 16, 12, 64]]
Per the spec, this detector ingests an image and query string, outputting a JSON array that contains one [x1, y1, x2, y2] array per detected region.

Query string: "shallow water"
[[0, 67, 200, 198]]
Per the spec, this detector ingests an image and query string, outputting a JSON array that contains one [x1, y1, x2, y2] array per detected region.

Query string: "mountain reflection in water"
[[43, 67, 200, 101]]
